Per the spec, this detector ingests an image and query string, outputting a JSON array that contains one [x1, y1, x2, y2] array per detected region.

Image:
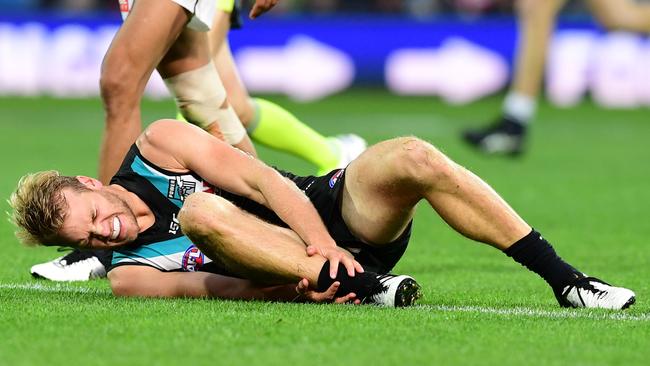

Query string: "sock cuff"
[[504, 229, 540, 257], [502, 92, 536, 124], [316, 261, 337, 292]]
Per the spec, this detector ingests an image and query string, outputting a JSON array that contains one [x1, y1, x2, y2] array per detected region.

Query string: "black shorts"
[[222, 168, 412, 274]]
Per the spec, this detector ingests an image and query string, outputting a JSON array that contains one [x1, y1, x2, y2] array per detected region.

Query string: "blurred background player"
[[100, 0, 261, 183], [31, 0, 366, 281], [463, 0, 650, 155]]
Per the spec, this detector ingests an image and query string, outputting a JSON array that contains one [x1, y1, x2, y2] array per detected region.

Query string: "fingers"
[[340, 256, 360, 277], [294, 278, 360, 305], [334, 292, 357, 304], [248, 6, 262, 19], [295, 278, 310, 294], [308, 245, 361, 279], [354, 260, 364, 274], [248, 0, 279, 19], [329, 256, 340, 279], [322, 281, 340, 299]]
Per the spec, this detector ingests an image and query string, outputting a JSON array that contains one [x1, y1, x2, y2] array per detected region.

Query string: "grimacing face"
[[56, 187, 140, 249]]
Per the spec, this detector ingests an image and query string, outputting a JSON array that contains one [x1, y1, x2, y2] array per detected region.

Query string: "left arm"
[[138, 120, 362, 277]]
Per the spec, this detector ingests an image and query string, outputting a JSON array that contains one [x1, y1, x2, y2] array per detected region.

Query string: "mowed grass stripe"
[[0, 282, 111, 294], [423, 305, 650, 322], [2, 282, 647, 322]]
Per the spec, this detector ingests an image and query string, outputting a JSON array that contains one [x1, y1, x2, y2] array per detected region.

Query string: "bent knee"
[[178, 192, 233, 237], [390, 137, 455, 183], [99, 57, 134, 96], [99, 66, 140, 115]]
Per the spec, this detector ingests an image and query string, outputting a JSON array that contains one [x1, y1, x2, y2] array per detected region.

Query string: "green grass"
[[1, 91, 649, 366]]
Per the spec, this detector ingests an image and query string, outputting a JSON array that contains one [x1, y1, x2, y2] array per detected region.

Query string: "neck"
[[106, 184, 155, 233]]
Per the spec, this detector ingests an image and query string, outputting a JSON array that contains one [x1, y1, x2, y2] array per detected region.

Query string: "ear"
[[76, 176, 104, 190]]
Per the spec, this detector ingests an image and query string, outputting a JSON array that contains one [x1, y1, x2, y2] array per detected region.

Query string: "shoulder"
[[140, 119, 201, 144], [136, 119, 203, 172]]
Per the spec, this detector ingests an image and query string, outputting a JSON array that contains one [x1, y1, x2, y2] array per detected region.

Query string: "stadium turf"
[[1, 91, 648, 366]]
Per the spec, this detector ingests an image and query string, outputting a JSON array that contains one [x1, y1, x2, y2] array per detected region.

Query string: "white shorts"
[[118, 0, 216, 32]]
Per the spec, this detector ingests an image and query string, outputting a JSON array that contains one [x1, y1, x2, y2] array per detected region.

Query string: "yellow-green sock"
[[248, 98, 340, 174]]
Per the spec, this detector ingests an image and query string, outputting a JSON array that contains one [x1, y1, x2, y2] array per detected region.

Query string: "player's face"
[[56, 188, 139, 249]]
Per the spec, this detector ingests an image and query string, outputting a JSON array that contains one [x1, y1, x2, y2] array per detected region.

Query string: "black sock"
[[504, 230, 582, 294], [317, 262, 379, 299], [502, 116, 526, 134]]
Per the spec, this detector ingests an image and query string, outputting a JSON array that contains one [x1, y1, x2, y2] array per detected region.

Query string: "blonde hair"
[[8, 171, 87, 246]]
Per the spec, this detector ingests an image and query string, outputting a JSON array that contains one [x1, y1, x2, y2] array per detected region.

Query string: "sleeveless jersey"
[[110, 145, 226, 273], [108, 144, 367, 273]]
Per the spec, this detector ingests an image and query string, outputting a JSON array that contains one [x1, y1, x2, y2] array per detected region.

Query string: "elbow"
[[107, 269, 135, 297]]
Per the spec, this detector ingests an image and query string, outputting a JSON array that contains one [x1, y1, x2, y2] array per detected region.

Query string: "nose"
[[92, 220, 111, 239]]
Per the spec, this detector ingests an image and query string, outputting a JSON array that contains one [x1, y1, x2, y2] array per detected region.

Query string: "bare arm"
[[108, 266, 358, 303], [138, 120, 362, 277], [108, 265, 299, 300]]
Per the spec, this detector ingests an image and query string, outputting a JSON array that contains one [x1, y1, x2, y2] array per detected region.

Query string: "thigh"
[[341, 139, 422, 245], [157, 27, 212, 78], [105, 0, 189, 80]]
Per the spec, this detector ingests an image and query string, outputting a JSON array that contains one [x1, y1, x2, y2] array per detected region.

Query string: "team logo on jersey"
[[182, 245, 205, 272], [329, 169, 344, 188], [168, 213, 180, 235], [168, 177, 197, 202]]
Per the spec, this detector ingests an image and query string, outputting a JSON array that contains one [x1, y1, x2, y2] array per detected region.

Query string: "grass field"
[[1, 90, 648, 366]]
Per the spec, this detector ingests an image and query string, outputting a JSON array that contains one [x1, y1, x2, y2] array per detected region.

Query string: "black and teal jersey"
[[109, 145, 222, 272], [106, 143, 408, 275]]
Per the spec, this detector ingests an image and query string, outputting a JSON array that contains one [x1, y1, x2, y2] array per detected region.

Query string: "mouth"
[[111, 216, 121, 241]]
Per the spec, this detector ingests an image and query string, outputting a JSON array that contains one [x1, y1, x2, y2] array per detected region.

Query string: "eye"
[[92, 208, 97, 221]]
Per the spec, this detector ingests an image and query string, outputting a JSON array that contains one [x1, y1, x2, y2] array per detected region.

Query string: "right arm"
[[138, 120, 362, 278]]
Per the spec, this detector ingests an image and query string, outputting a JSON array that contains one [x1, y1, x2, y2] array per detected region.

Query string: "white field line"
[[2, 282, 647, 321], [421, 304, 650, 322], [0, 282, 110, 294]]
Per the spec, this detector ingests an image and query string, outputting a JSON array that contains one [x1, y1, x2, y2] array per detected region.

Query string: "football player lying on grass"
[[10, 120, 636, 308]]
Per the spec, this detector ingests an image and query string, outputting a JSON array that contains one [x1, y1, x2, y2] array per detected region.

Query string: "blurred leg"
[[207, 9, 353, 173], [99, 0, 190, 183], [588, 0, 650, 32], [511, 0, 567, 99], [462, 0, 566, 155], [159, 24, 257, 155]]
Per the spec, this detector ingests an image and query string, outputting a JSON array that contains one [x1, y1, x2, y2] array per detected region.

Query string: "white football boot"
[[557, 276, 636, 310], [30, 250, 107, 282], [365, 274, 421, 307], [331, 134, 367, 168]]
